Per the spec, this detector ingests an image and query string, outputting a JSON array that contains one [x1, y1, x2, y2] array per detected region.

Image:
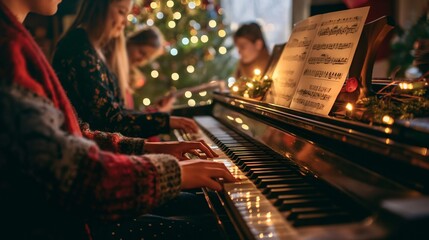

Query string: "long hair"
[[68, 0, 131, 106]]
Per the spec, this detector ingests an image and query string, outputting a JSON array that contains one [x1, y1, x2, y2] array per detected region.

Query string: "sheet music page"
[[290, 7, 369, 115], [265, 15, 322, 106]]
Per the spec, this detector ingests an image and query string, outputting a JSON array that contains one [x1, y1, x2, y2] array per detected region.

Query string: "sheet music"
[[266, 7, 369, 115], [266, 15, 322, 106]]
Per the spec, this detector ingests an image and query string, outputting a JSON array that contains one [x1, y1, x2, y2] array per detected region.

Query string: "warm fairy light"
[[190, 36, 199, 43], [208, 20, 217, 28], [168, 21, 176, 28], [150, 70, 159, 78], [188, 99, 196, 106], [200, 35, 209, 43], [246, 82, 254, 88], [171, 73, 179, 81], [142, 98, 151, 106], [186, 65, 195, 73], [181, 37, 190, 45], [218, 7, 224, 15], [346, 103, 353, 112], [199, 91, 207, 96], [190, 29, 198, 35], [146, 19, 154, 26], [156, 12, 164, 19], [150, 2, 158, 9], [228, 77, 236, 87], [127, 14, 134, 22], [166, 0, 174, 8], [173, 12, 182, 20], [253, 68, 261, 76], [184, 91, 192, 98], [207, 99, 212, 104], [382, 115, 394, 125], [218, 29, 226, 37], [188, 2, 196, 9], [170, 48, 178, 56], [194, 0, 202, 6], [384, 127, 392, 134], [218, 46, 227, 54], [399, 82, 414, 90], [232, 86, 239, 92]]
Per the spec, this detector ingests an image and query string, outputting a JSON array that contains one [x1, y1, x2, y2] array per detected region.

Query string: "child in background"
[[233, 22, 270, 78]]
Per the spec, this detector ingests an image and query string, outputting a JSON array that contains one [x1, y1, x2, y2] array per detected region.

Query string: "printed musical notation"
[[265, 7, 369, 115], [307, 54, 349, 65]]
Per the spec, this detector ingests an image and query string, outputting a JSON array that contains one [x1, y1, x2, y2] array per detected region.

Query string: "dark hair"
[[127, 27, 164, 49], [233, 22, 267, 49]]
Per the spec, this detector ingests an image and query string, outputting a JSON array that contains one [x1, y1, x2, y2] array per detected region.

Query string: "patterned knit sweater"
[[0, 3, 181, 239]]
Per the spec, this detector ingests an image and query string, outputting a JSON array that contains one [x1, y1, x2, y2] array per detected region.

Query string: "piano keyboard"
[[177, 116, 370, 239]]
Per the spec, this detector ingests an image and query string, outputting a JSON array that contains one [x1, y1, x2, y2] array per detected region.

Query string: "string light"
[[181, 37, 190, 45], [142, 98, 151, 106], [168, 21, 176, 28], [190, 36, 199, 43], [173, 12, 182, 20], [150, 70, 159, 78], [185, 91, 192, 98], [382, 115, 394, 125], [170, 48, 178, 56], [218, 46, 227, 54], [166, 0, 174, 8], [186, 65, 195, 73], [146, 19, 154, 26], [208, 20, 217, 28], [200, 35, 209, 43], [150, 2, 158, 9], [190, 29, 198, 36], [171, 73, 179, 81], [188, 99, 196, 106], [199, 91, 207, 96], [218, 29, 226, 37], [188, 2, 196, 9], [156, 12, 164, 19]]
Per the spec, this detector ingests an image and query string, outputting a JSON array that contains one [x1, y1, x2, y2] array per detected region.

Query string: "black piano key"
[[255, 175, 304, 185], [278, 198, 331, 211], [249, 169, 297, 179], [266, 186, 317, 198], [242, 163, 291, 172], [292, 211, 353, 227], [285, 206, 344, 220], [257, 178, 307, 188]]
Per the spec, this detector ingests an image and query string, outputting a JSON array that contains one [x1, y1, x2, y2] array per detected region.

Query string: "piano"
[[173, 92, 429, 240], [171, 16, 429, 240]]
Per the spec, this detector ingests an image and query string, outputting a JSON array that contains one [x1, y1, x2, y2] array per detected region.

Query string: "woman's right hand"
[[179, 160, 237, 191]]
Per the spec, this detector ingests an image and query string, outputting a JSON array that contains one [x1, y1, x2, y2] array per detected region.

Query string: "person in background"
[[0, 0, 236, 239], [233, 22, 271, 78], [52, 0, 197, 138], [126, 26, 176, 112]]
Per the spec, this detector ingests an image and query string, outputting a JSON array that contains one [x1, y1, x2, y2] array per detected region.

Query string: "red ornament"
[[341, 77, 359, 92]]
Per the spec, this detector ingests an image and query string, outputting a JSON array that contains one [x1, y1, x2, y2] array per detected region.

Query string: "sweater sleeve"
[[52, 30, 170, 138], [80, 121, 146, 155], [0, 84, 181, 221]]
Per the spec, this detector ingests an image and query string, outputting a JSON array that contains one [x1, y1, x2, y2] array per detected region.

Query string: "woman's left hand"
[[144, 140, 219, 160]]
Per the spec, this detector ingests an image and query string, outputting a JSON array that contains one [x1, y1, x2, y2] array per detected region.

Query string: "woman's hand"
[[179, 160, 237, 191], [169, 116, 199, 133], [144, 140, 219, 160]]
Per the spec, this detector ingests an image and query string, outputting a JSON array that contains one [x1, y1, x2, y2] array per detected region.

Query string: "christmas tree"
[[128, 0, 236, 109]]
